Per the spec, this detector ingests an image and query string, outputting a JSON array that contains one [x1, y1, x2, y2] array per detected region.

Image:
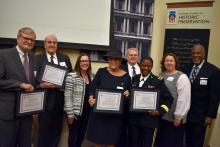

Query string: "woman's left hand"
[[173, 118, 182, 127], [123, 90, 129, 97], [148, 110, 160, 116]]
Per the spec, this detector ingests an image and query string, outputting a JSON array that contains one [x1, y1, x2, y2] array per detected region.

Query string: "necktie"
[[132, 66, 136, 77], [50, 55, 54, 64], [23, 53, 29, 81], [191, 66, 198, 83]]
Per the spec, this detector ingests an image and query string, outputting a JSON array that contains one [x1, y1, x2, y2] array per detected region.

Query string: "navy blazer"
[[35, 52, 73, 111], [184, 61, 219, 123], [129, 73, 173, 128], [0, 47, 36, 120]]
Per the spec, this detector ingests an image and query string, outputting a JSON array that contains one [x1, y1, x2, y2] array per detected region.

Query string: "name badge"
[[167, 76, 174, 81], [117, 86, 124, 90], [59, 62, 67, 67], [200, 77, 208, 85]]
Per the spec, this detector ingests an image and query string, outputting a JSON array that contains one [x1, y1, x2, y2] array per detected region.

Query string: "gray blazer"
[[0, 47, 36, 120]]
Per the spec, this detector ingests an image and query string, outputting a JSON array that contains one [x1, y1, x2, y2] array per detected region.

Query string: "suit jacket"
[[129, 73, 173, 128], [184, 61, 219, 123], [0, 47, 36, 120], [35, 52, 72, 111]]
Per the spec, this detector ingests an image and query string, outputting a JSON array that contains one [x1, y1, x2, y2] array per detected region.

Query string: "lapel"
[[57, 53, 61, 65], [141, 73, 157, 89], [192, 62, 207, 84], [28, 51, 35, 83], [142, 73, 152, 88], [12, 48, 27, 80]]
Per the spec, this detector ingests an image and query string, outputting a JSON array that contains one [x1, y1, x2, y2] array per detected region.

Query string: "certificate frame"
[[130, 88, 160, 112], [93, 89, 124, 114], [16, 89, 47, 116], [39, 63, 68, 88]]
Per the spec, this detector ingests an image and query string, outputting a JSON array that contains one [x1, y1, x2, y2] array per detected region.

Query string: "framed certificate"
[[93, 89, 124, 114], [16, 90, 47, 116], [130, 88, 160, 112], [40, 63, 68, 87]]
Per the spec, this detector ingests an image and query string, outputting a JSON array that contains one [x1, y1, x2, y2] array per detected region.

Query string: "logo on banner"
[[168, 10, 176, 24]]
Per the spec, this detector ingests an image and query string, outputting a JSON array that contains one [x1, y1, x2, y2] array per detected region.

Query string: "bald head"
[[191, 44, 206, 65], [44, 34, 58, 55]]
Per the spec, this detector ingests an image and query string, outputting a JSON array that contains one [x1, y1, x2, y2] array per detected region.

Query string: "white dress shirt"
[[16, 45, 29, 64], [127, 63, 140, 77], [46, 52, 58, 65], [139, 74, 150, 87]]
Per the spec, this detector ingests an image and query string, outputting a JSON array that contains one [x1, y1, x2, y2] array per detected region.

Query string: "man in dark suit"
[[129, 56, 173, 147], [121, 47, 140, 77], [0, 27, 36, 147], [35, 34, 73, 147], [184, 44, 220, 147], [118, 47, 140, 147]]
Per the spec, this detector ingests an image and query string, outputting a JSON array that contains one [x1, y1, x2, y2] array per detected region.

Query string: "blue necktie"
[[132, 66, 136, 77]]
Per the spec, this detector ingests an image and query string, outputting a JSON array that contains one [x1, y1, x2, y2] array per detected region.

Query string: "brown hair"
[[17, 27, 36, 38], [160, 53, 180, 72], [74, 53, 92, 75]]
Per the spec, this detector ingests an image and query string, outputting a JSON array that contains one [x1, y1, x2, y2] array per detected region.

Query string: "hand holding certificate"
[[40, 63, 68, 87], [130, 88, 159, 112], [16, 90, 47, 116], [93, 89, 124, 114]]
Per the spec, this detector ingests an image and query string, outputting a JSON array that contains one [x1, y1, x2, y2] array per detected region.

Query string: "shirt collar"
[[16, 45, 25, 57], [140, 73, 151, 82], [128, 63, 139, 69], [46, 52, 57, 60], [193, 60, 205, 69]]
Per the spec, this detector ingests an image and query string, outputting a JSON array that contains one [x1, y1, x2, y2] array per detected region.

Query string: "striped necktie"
[[191, 66, 198, 83]]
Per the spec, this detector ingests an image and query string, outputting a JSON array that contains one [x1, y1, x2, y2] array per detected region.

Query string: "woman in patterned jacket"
[[64, 53, 94, 147]]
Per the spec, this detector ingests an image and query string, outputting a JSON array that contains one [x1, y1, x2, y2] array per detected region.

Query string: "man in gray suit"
[[0, 27, 36, 147]]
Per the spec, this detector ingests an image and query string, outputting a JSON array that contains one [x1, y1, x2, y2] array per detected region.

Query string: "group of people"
[[0, 26, 219, 147]]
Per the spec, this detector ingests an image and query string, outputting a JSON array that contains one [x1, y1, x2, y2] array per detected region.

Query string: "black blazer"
[[129, 73, 173, 128], [184, 61, 219, 123], [0, 47, 36, 120], [35, 52, 73, 111]]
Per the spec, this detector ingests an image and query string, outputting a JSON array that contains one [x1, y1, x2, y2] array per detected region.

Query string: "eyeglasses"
[[20, 35, 35, 42], [80, 60, 89, 63]]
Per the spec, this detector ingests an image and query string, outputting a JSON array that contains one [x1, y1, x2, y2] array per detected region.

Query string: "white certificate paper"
[[42, 65, 66, 86], [96, 91, 122, 111], [133, 91, 157, 110], [19, 91, 45, 113]]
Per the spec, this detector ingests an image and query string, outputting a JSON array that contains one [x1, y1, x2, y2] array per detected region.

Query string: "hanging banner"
[[167, 7, 212, 29]]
